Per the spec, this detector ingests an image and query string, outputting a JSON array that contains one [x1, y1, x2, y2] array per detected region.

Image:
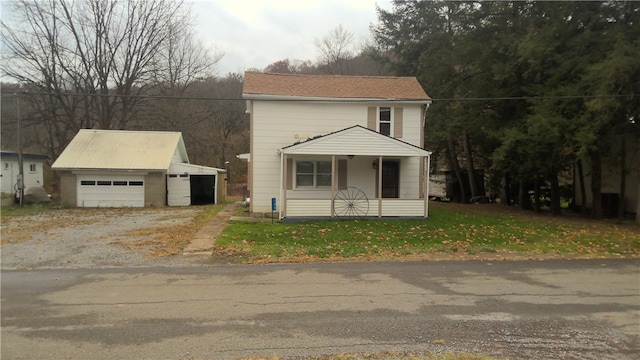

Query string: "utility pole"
[[16, 93, 24, 207]]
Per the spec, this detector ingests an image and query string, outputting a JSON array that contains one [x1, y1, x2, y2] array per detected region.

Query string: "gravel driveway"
[[1, 207, 211, 270]]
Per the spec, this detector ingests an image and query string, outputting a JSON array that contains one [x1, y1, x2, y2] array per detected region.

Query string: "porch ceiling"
[[280, 125, 431, 157]]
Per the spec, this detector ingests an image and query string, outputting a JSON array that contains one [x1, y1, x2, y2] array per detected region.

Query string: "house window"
[[379, 107, 392, 136], [29, 164, 36, 172], [4, 163, 8, 169], [316, 161, 332, 186], [296, 161, 332, 188], [296, 161, 314, 187]]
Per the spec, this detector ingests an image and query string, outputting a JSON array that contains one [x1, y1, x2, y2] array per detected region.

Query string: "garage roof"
[[52, 130, 189, 171], [169, 162, 226, 174]]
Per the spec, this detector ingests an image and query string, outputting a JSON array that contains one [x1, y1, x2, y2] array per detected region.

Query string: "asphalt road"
[[2, 259, 639, 360]]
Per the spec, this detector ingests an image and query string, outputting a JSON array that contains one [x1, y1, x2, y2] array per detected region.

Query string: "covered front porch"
[[277, 126, 431, 220]]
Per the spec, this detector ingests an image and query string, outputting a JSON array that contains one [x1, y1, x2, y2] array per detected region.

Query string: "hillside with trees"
[[2, 0, 637, 219]]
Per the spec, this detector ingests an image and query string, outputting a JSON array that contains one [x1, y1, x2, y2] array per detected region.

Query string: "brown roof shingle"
[[243, 72, 430, 100]]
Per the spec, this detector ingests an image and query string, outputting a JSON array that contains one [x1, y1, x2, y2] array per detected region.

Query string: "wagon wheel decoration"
[[333, 187, 369, 219]]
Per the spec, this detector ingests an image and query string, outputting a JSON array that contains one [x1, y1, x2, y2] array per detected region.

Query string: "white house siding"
[[347, 158, 377, 199], [398, 106, 423, 146], [400, 157, 422, 198], [285, 199, 425, 218], [251, 101, 425, 213], [1, 160, 18, 195], [286, 199, 332, 217]]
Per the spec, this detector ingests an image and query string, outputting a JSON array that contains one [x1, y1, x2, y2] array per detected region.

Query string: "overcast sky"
[[190, 0, 394, 75]]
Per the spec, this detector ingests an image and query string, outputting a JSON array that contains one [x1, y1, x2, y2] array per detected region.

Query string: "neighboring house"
[[428, 173, 448, 201], [0, 150, 49, 198], [51, 130, 226, 207], [241, 71, 432, 219]]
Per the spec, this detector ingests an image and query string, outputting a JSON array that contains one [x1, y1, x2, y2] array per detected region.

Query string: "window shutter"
[[338, 159, 347, 190], [367, 107, 376, 130], [286, 158, 293, 190], [394, 107, 403, 138]]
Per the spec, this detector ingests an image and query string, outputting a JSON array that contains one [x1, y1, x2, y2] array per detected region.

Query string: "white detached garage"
[[52, 129, 226, 208]]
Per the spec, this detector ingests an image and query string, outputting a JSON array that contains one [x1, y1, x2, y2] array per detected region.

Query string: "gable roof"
[[243, 72, 431, 102], [51, 129, 188, 171], [280, 125, 431, 157]]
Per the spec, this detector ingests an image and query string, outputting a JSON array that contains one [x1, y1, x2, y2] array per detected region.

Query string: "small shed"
[[52, 129, 226, 207], [167, 163, 226, 206], [1, 150, 49, 199]]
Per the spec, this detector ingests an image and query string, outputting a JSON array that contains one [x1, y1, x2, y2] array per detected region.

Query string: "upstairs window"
[[29, 164, 36, 172], [379, 107, 392, 136]]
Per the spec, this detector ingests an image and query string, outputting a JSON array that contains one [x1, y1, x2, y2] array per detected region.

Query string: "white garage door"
[[77, 175, 145, 207], [167, 174, 190, 206]]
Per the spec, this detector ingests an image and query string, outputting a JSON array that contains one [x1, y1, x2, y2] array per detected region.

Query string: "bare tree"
[[1, 0, 218, 159], [314, 24, 356, 75], [263, 59, 316, 74], [180, 75, 248, 170]]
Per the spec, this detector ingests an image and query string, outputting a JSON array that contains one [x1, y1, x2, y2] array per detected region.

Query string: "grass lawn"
[[214, 202, 640, 264]]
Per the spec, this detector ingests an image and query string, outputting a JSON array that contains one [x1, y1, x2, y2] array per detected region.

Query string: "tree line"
[[2, 0, 638, 219], [374, 0, 639, 219]]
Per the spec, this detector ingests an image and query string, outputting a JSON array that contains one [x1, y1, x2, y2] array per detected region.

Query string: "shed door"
[[190, 175, 216, 205], [77, 175, 145, 207], [167, 174, 191, 206]]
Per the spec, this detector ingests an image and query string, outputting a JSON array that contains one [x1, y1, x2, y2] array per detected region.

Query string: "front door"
[[376, 160, 400, 198], [382, 160, 400, 198]]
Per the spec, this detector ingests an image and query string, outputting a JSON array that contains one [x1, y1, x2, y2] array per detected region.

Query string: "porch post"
[[378, 155, 382, 218], [425, 154, 431, 218], [331, 155, 336, 217], [280, 152, 286, 220]]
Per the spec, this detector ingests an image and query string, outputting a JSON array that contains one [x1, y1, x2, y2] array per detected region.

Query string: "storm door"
[[375, 160, 400, 198]]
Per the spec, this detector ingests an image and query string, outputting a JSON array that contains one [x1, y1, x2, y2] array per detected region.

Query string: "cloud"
[[190, 0, 392, 75]]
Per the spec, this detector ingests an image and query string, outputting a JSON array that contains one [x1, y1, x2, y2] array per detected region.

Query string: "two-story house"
[[241, 71, 432, 220]]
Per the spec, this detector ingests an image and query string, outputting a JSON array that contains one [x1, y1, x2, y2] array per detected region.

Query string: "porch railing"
[[285, 198, 427, 218]]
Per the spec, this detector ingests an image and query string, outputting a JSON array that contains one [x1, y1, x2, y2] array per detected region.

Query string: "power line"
[[433, 94, 640, 102], [0, 91, 243, 102], [0, 90, 638, 102]]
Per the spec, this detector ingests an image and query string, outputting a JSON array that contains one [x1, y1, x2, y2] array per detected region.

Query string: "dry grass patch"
[[1, 205, 224, 258], [193, 351, 498, 360], [114, 204, 224, 257]]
